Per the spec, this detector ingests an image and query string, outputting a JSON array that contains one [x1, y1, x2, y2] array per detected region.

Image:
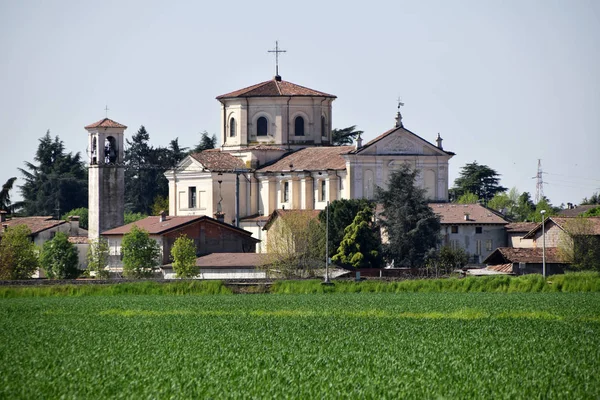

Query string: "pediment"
[[358, 127, 447, 156], [174, 155, 204, 173]]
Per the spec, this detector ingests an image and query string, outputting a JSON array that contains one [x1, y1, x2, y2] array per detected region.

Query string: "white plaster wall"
[[163, 269, 267, 280]]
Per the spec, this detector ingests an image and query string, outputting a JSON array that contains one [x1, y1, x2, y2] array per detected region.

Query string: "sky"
[[1, 0, 599, 207]]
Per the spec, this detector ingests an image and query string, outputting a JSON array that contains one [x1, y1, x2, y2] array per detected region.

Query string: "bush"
[[121, 226, 161, 278], [171, 235, 198, 278], [40, 232, 79, 279], [0, 225, 39, 279]]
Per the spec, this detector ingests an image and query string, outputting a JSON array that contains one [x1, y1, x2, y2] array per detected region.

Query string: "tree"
[[151, 196, 169, 216], [456, 192, 480, 204], [125, 212, 147, 224], [318, 199, 374, 256], [529, 196, 558, 223], [18, 131, 87, 217], [438, 246, 468, 274], [40, 232, 79, 279], [557, 217, 600, 272], [124, 126, 160, 214], [513, 192, 536, 222], [582, 207, 600, 217], [332, 206, 382, 268], [0, 177, 17, 212], [376, 164, 441, 267], [0, 225, 39, 279], [166, 138, 188, 168], [170, 235, 198, 278], [63, 207, 88, 230], [581, 192, 600, 205], [87, 237, 110, 278], [121, 225, 161, 278], [193, 131, 217, 153], [266, 211, 325, 277], [332, 126, 364, 146], [450, 161, 507, 203]]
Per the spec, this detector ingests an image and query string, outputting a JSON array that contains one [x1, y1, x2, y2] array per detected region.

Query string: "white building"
[[166, 75, 455, 249]]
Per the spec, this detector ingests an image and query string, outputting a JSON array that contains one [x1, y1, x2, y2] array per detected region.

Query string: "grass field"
[[1, 292, 599, 398]]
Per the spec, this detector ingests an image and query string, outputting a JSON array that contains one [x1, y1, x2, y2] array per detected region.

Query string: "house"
[[430, 203, 508, 264], [483, 247, 567, 275], [165, 74, 454, 249], [0, 213, 88, 277], [505, 222, 537, 248], [162, 253, 268, 280], [522, 217, 600, 248], [101, 213, 259, 269]]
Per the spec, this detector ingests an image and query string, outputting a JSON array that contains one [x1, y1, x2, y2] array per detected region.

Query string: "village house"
[[504, 222, 537, 248], [430, 203, 508, 264], [101, 212, 259, 269]]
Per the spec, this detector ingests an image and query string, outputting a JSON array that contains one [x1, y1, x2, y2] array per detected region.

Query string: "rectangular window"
[[283, 181, 289, 203], [451, 226, 459, 234], [486, 239, 493, 251], [475, 226, 483, 234], [320, 180, 327, 202], [476, 240, 482, 255], [188, 187, 196, 208], [450, 240, 459, 250]]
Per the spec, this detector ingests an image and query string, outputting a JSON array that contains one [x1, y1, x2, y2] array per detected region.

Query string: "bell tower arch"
[[85, 118, 127, 240]]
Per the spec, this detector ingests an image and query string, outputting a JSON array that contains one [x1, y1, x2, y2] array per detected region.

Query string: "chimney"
[[159, 210, 167, 223], [464, 213, 470, 221], [214, 212, 225, 223], [68, 215, 80, 236], [436, 133, 443, 150], [0, 210, 6, 223]]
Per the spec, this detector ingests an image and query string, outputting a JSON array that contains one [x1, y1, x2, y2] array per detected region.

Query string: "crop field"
[[1, 292, 599, 398]]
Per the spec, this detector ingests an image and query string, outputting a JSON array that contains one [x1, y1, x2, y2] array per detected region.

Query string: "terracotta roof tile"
[[428, 203, 508, 225], [257, 146, 354, 173], [505, 222, 538, 233], [190, 150, 246, 172], [164, 253, 267, 269], [216, 78, 336, 99], [0, 216, 67, 236], [558, 205, 599, 217], [102, 215, 257, 238], [484, 247, 561, 264], [84, 118, 127, 129]]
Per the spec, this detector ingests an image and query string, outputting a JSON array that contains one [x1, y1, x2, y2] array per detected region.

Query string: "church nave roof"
[[190, 149, 246, 172], [216, 77, 336, 99], [256, 146, 354, 173]]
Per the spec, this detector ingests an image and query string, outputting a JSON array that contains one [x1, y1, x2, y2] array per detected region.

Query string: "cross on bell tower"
[[268, 40, 287, 81]]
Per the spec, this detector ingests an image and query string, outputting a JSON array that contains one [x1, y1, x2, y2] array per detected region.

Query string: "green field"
[[1, 292, 599, 398]]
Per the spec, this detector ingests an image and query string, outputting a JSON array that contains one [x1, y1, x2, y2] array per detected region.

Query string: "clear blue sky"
[[1, 0, 599, 207]]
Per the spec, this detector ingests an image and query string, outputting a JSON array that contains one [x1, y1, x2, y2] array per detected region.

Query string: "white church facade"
[[165, 74, 454, 250]]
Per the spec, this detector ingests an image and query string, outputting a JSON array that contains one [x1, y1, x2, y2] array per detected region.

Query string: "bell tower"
[[85, 118, 127, 240]]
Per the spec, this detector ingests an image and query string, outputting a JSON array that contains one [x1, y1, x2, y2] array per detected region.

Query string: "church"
[[164, 72, 454, 250]]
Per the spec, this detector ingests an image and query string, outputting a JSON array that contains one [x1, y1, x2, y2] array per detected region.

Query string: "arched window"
[[104, 136, 117, 164], [91, 137, 97, 165], [257, 117, 268, 136], [321, 116, 326, 137], [295, 116, 305, 136], [229, 117, 236, 137]]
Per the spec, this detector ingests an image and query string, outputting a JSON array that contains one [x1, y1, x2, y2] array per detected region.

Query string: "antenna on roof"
[[268, 41, 287, 81]]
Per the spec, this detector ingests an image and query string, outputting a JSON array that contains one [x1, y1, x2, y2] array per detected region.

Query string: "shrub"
[[40, 232, 79, 279], [0, 225, 39, 279]]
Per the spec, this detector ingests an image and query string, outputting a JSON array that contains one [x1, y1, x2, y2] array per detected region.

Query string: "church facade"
[[165, 75, 454, 249]]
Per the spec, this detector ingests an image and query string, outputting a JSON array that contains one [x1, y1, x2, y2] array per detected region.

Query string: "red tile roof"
[[505, 222, 538, 233], [190, 150, 246, 172], [195, 253, 268, 269], [429, 203, 508, 225], [257, 146, 354, 173], [0, 216, 67, 236], [216, 78, 336, 99], [484, 247, 562, 264], [102, 215, 257, 238], [84, 118, 127, 129]]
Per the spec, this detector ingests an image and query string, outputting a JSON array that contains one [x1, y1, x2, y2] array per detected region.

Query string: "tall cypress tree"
[[18, 131, 87, 217]]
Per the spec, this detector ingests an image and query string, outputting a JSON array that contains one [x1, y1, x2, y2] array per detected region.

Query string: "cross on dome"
[[268, 41, 287, 80]]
